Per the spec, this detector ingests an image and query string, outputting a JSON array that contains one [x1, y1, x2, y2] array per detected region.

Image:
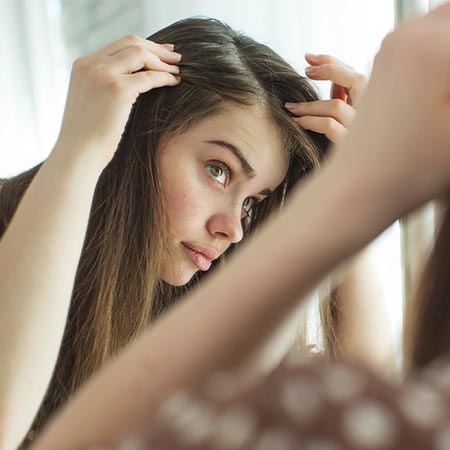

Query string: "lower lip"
[[182, 243, 212, 271]]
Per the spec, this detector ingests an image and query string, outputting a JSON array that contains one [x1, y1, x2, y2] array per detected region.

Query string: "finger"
[[305, 63, 364, 89], [110, 41, 182, 65], [127, 71, 181, 95], [331, 83, 348, 102], [292, 116, 347, 144], [160, 43, 175, 51], [305, 63, 366, 106], [286, 99, 355, 128], [95, 35, 181, 64], [305, 53, 354, 70], [110, 45, 180, 75]]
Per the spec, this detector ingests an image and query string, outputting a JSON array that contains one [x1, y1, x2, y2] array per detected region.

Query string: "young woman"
[[21, 4, 450, 449], [0, 17, 389, 450]]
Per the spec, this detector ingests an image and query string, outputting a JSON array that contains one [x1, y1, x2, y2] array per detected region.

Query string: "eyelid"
[[205, 160, 264, 218], [212, 160, 231, 175]]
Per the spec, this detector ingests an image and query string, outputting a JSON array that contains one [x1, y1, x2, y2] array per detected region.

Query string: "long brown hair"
[[404, 202, 450, 369], [0, 17, 332, 447]]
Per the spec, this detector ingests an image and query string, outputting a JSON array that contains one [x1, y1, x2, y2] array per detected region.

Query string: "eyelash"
[[205, 160, 258, 218]]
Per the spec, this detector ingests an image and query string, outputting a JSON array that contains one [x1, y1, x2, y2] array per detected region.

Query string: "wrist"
[[47, 139, 108, 183]]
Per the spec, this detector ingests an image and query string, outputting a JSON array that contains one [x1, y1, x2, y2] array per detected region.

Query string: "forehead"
[[184, 102, 289, 187]]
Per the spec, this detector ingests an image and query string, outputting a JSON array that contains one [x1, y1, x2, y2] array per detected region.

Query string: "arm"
[[0, 36, 180, 450], [287, 55, 395, 370], [0, 151, 103, 450], [30, 148, 411, 450], [31, 7, 450, 448]]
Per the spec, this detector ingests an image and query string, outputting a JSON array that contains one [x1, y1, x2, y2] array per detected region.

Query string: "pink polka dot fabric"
[[88, 355, 450, 450]]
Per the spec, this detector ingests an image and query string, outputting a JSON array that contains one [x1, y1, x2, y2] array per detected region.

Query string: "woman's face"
[[158, 103, 288, 286]]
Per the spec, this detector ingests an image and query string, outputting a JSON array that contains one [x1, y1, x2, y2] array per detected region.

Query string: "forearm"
[[237, 245, 398, 376], [32, 142, 404, 450], [0, 147, 103, 450]]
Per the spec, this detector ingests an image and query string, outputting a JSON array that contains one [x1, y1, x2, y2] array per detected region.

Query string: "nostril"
[[207, 213, 243, 241], [215, 231, 228, 238]]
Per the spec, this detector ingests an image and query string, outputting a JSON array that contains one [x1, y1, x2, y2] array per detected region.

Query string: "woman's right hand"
[[337, 3, 450, 214], [53, 34, 181, 170]]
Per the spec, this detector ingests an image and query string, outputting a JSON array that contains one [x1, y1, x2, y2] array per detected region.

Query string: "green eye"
[[242, 197, 256, 215], [206, 162, 229, 186], [209, 166, 223, 177]]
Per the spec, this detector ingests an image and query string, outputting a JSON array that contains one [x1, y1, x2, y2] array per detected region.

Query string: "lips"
[[182, 242, 220, 271]]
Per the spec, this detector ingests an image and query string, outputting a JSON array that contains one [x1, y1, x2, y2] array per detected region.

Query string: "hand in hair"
[[0, 36, 180, 450], [285, 54, 365, 143], [26, 8, 450, 450], [287, 56, 394, 372], [54, 35, 181, 170]]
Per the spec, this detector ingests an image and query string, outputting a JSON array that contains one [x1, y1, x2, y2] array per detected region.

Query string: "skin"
[[158, 60, 395, 374], [0, 30, 392, 450], [158, 103, 288, 286], [0, 35, 182, 450], [29, 4, 450, 445], [273, 54, 395, 371], [1, 38, 391, 449], [287, 53, 366, 142], [4, 4, 450, 448]]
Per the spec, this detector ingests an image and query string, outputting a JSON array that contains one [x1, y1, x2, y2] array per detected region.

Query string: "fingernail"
[[172, 52, 182, 61], [305, 52, 318, 58], [166, 43, 175, 51], [305, 66, 318, 75], [285, 102, 297, 110]]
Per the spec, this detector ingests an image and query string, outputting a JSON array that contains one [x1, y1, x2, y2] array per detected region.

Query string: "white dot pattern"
[[169, 399, 215, 445], [303, 437, 342, 450], [252, 426, 296, 450], [209, 403, 257, 448], [399, 381, 447, 428], [342, 399, 397, 448], [280, 376, 323, 424], [158, 390, 194, 422], [321, 364, 367, 403], [93, 358, 450, 450]]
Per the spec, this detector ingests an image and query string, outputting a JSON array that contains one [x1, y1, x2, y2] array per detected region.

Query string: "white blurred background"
[[4, 0, 442, 362], [0, 0, 395, 176]]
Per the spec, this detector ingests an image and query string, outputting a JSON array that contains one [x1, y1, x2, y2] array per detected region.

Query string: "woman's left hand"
[[285, 53, 367, 143]]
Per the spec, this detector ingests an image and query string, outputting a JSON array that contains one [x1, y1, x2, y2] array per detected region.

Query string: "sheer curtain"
[[0, 0, 68, 178]]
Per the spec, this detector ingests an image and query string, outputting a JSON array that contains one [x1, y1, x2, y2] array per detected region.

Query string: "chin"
[[161, 267, 197, 287]]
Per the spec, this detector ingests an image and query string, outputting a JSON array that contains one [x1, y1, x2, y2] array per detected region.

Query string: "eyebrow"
[[204, 139, 273, 197]]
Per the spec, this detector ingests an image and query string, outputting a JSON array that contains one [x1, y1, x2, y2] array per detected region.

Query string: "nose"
[[206, 210, 244, 244]]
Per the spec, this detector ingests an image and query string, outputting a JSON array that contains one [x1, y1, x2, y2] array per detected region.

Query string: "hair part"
[[2, 17, 332, 448]]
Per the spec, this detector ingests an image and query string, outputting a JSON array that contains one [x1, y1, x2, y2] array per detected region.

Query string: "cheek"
[[163, 172, 207, 233]]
